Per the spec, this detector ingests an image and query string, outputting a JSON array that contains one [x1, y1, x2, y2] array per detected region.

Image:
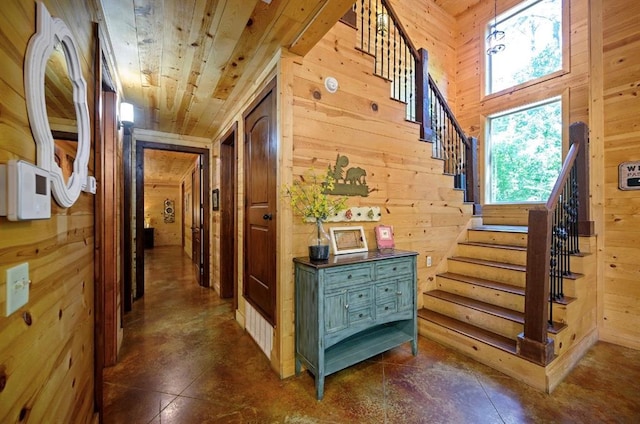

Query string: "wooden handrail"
[[428, 75, 470, 148], [518, 121, 589, 366], [380, 0, 418, 60]]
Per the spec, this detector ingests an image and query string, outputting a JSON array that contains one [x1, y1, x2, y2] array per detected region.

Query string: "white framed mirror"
[[24, 2, 91, 208]]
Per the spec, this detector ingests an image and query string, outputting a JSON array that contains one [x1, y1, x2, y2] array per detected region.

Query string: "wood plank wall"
[[601, 0, 640, 350], [143, 183, 182, 246], [279, 18, 473, 376], [0, 0, 97, 422], [454, 0, 590, 225]]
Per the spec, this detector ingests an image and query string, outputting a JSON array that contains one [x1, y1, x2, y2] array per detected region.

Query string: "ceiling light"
[[487, 0, 505, 55]]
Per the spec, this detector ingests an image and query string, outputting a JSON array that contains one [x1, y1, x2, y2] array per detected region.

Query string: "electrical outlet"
[[426, 256, 432, 267], [6, 263, 29, 316]]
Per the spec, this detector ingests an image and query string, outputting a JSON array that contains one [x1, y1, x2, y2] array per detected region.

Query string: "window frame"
[[482, 0, 571, 100], [484, 95, 567, 205]]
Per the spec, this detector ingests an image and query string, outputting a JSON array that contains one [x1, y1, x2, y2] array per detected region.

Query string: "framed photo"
[[374, 225, 395, 250], [330, 226, 368, 255], [212, 188, 219, 211]]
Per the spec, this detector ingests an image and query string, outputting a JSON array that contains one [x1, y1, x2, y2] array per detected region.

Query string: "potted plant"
[[284, 169, 347, 261]]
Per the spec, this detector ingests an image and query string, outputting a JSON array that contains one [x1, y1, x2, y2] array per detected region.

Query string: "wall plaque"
[[619, 161, 640, 190]]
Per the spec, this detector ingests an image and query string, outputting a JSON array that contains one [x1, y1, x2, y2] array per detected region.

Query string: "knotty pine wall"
[[279, 18, 473, 376], [0, 0, 97, 423], [601, 0, 640, 350], [143, 183, 182, 246]]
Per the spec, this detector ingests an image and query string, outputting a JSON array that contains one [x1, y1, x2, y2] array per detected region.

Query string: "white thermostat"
[[0, 160, 51, 221]]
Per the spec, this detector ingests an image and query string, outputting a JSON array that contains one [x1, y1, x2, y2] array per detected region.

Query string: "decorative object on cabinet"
[[283, 169, 347, 261], [212, 188, 220, 210], [374, 225, 395, 250], [330, 226, 368, 255], [294, 250, 418, 400], [326, 154, 370, 197], [163, 199, 175, 223], [24, 2, 94, 207]]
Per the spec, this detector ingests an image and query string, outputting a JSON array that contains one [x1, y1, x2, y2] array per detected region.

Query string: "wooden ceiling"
[[99, 0, 355, 139], [144, 149, 198, 184]]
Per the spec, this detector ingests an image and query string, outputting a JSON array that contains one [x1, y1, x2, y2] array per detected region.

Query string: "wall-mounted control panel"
[[0, 160, 51, 221]]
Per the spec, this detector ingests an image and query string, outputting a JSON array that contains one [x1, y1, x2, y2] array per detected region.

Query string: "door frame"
[[133, 141, 211, 296], [219, 122, 237, 304]]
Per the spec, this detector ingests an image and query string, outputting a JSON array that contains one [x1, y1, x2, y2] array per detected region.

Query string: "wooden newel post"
[[517, 208, 555, 365], [415, 48, 433, 141], [570, 122, 594, 236]]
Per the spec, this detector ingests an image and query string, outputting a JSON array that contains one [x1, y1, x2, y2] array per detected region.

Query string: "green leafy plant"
[[284, 169, 347, 222]]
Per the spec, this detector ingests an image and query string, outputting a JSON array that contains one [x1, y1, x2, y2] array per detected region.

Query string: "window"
[[486, 0, 563, 94], [487, 98, 561, 203]]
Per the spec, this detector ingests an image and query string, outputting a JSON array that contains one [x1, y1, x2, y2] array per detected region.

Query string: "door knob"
[[263, 213, 273, 220]]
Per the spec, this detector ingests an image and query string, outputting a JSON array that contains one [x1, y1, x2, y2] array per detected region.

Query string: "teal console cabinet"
[[294, 250, 418, 400]]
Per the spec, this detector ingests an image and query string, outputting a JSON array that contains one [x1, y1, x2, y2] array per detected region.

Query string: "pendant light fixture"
[[486, 0, 505, 55]]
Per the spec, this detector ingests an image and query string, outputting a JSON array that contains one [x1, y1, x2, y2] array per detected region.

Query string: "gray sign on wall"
[[619, 161, 640, 190]]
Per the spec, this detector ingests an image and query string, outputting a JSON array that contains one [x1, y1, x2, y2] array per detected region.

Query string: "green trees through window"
[[487, 0, 562, 94], [488, 99, 561, 203]]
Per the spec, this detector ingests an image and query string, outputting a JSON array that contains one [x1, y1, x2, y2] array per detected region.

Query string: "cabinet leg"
[[411, 339, 418, 356], [315, 374, 325, 400], [295, 358, 301, 375]]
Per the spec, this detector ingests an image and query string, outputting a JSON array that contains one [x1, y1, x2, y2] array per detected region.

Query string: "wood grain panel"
[[0, 1, 97, 422], [601, 0, 640, 350]]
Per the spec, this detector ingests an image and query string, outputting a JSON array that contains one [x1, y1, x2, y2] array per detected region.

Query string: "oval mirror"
[[25, 2, 91, 208]]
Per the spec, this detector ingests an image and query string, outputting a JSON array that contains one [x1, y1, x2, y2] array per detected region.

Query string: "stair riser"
[[447, 260, 526, 287], [457, 244, 526, 266], [423, 295, 523, 339], [467, 230, 528, 247], [435, 276, 524, 312], [417, 319, 548, 392]]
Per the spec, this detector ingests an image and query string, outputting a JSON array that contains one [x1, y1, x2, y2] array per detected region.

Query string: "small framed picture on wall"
[[212, 188, 220, 211], [374, 225, 395, 250]]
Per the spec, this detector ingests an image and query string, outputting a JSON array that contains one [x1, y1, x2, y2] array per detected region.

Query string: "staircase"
[[418, 224, 597, 392]]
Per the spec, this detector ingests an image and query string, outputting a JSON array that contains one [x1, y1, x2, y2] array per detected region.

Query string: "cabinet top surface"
[[293, 249, 417, 269]]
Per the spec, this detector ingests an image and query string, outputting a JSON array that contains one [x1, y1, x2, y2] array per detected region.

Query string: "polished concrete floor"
[[103, 246, 640, 423]]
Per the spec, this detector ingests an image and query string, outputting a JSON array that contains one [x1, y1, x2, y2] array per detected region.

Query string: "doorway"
[[243, 79, 278, 325], [219, 123, 237, 303], [133, 141, 211, 300]]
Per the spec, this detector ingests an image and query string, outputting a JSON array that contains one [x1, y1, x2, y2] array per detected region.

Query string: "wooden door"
[[243, 80, 277, 325], [192, 156, 203, 285], [220, 124, 237, 300]]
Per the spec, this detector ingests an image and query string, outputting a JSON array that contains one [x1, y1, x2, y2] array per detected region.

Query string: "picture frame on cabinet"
[[374, 225, 395, 250], [330, 226, 368, 255]]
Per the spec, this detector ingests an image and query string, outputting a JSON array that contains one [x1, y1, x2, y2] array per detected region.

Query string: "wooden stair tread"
[[418, 309, 518, 354], [426, 289, 524, 323], [459, 241, 526, 251], [436, 273, 576, 305], [437, 272, 524, 296], [450, 256, 526, 272], [471, 225, 528, 233], [425, 290, 567, 334]]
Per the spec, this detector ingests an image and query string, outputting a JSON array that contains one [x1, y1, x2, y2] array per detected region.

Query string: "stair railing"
[[352, 0, 479, 212], [518, 122, 591, 365]]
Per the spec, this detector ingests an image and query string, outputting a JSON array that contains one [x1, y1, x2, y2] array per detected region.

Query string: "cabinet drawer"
[[347, 287, 373, 306], [376, 281, 398, 300], [376, 299, 398, 318], [376, 258, 413, 280], [349, 306, 374, 326], [325, 264, 373, 291]]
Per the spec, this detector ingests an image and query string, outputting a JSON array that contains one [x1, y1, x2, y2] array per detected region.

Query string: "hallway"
[[103, 246, 640, 423]]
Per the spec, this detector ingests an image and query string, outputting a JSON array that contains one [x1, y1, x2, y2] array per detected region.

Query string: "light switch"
[[6, 263, 29, 316]]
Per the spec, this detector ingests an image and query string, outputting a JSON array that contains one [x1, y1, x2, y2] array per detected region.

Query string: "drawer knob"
[[385, 306, 390, 310], [345, 304, 349, 309], [393, 267, 397, 271], [347, 274, 352, 279], [359, 313, 364, 318], [358, 294, 363, 298], [396, 291, 402, 296], [385, 288, 389, 292]]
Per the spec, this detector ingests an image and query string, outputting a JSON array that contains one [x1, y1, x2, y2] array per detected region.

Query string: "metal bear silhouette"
[[326, 154, 369, 197]]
